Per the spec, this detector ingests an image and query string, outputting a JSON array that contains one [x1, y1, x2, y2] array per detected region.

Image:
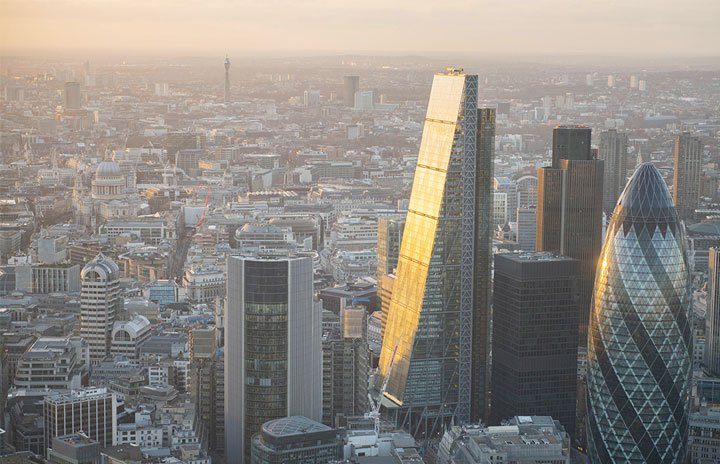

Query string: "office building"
[[599, 129, 629, 214], [110, 315, 151, 360], [38, 234, 69, 264], [190, 327, 217, 360], [536, 166, 563, 252], [378, 273, 395, 340], [437, 416, 570, 464], [189, 328, 224, 457], [377, 218, 404, 282], [154, 82, 170, 97], [493, 192, 508, 227], [491, 252, 579, 436], [587, 163, 693, 463], [354, 90, 374, 111], [185, 266, 225, 304], [100, 445, 143, 463], [44, 388, 117, 456], [0, 333, 36, 406], [377, 217, 404, 340], [147, 279, 179, 307], [14, 337, 88, 390], [515, 207, 536, 251], [47, 433, 101, 464], [494, 177, 517, 223], [536, 125, 603, 342], [689, 407, 720, 464], [319, 281, 378, 314], [165, 130, 206, 158], [250, 416, 339, 464], [64, 81, 81, 109], [343, 75, 360, 106], [322, 307, 369, 426], [379, 69, 494, 433], [705, 247, 720, 376], [214, 349, 226, 457], [673, 132, 702, 221], [14, 263, 80, 294], [5, 389, 47, 454], [226, 255, 321, 463], [551, 125, 592, 166], [175, 149, 203, 177], [80, 254, 122, 363], [303, 89, 321, 107], [515, 175, 538, 208]]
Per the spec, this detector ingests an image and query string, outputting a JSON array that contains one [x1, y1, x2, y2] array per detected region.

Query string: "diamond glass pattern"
[[587, 163, 692, 464]]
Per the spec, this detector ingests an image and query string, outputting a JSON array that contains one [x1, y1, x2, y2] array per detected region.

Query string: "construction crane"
[[195, 189, 212, 229], [366, 344, 398, 436]]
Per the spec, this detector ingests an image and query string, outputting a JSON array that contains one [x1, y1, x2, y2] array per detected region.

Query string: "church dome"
[[95, 160, 122, 178]]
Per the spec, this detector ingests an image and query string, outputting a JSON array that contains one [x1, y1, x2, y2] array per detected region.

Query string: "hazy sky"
[[1, 0, 719, 56]]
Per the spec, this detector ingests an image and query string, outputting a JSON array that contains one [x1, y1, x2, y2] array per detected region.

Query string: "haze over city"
[[2, 0, 720, 56]]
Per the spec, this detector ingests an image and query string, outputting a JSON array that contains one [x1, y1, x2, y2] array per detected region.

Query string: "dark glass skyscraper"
[[343, 75, 360, 106], [587, 163, 693, 463], [537, 125, 604, 343], [552, 125, 592, 167], [491, 252, 580, 436], [673, 132, 702, 221], [379, 68, 493, 435], [472, 107, 495, 422], [600, 129, 629, 215]]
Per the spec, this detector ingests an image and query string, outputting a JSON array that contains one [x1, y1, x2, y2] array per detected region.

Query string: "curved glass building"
[[587, 163, 692, 463]]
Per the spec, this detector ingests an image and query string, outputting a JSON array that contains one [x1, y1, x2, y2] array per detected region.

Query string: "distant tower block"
[[224, 56, 231, 102]]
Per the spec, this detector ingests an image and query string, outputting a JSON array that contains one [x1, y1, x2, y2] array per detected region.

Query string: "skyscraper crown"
[[612, 162, 679, 238]]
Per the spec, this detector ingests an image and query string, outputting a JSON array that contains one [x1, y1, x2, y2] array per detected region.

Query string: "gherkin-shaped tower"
[[587, 163, 692, 463]]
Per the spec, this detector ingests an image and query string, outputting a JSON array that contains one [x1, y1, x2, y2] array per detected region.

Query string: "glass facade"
[[379, 69, 492, 433], [376, 217, 404, 282], [552, 125, 592, 167], [491, 252, 580, 437], [243, 260, 289, 462], [225, 256, 320, 464], [250, 416, 338, 464], [587, 163, 693, 463]]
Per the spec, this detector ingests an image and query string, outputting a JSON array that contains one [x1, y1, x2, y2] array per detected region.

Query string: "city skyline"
[[1, 0, 719, 57], [1, 5, 719, 458]]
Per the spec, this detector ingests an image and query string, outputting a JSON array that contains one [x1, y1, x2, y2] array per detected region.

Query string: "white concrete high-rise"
[[80, 254, 122, 363], [225, 255, 321, 463], [705, 247, 720, 376]]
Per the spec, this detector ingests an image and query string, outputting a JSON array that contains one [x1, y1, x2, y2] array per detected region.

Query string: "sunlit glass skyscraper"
[[587, 163, 692, 463], [378, 68, 494, 435]]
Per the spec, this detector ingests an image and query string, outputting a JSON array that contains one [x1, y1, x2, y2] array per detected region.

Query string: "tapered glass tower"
[[378, 68, 493, 435], [587, 163, 692, 463]]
